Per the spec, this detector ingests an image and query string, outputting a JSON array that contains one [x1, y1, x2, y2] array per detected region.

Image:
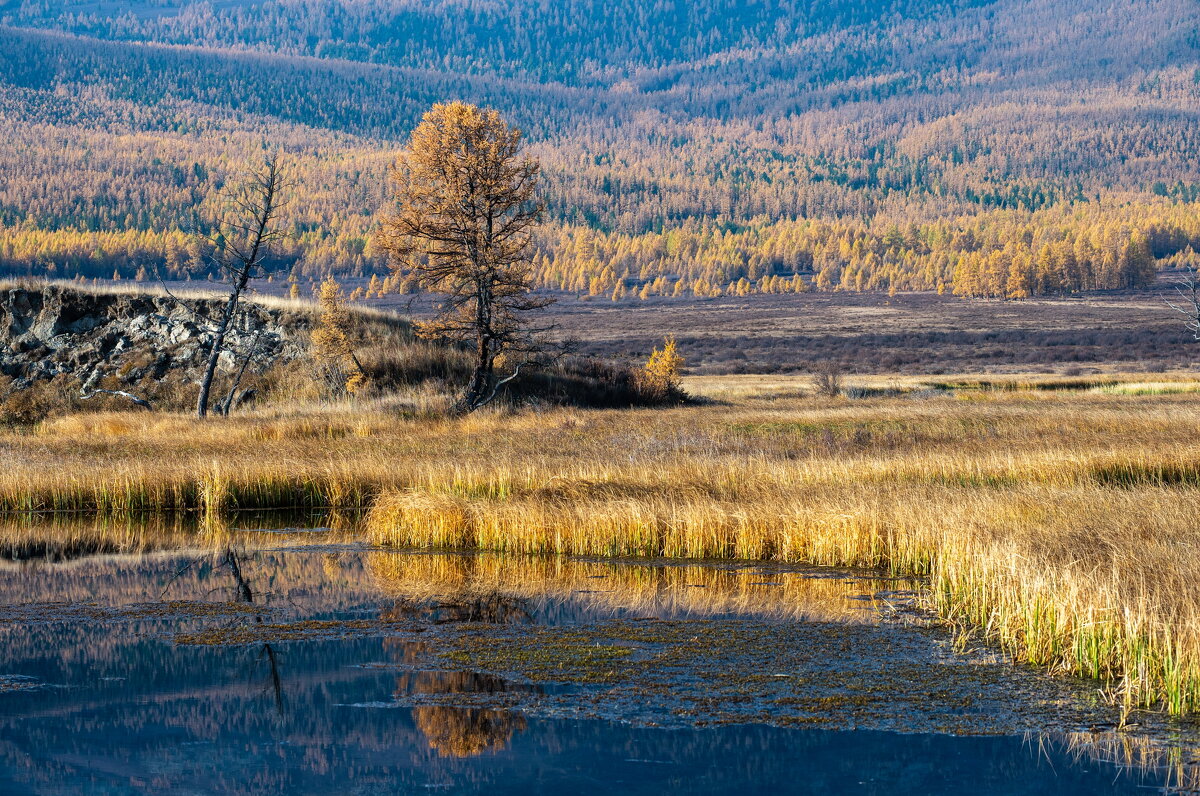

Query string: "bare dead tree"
[[378, 102, 551, 413], [195, 153, 289, 419], [218, 324, 265, 416], [155, 279, 272, 416], [1164, 265, 1200, 340]]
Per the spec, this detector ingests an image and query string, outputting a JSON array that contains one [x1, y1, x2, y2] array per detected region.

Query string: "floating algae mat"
[[0, 533, 1197, 794]]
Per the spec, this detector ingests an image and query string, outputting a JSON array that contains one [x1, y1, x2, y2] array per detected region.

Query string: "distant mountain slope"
[[0, 0, 1197, 298]]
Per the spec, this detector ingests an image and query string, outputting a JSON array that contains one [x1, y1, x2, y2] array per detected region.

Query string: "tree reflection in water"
[[223, 547, 287, 716], [223, 546, 255, 604], [206, 546, 287, 716], [414, 705, 527, 758], [393, 665, 538, 757], [259, 642, 285, 714]]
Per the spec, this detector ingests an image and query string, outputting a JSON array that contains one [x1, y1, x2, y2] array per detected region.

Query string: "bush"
[[634, 337, 688, 404], [813, 361, 844, 398], [0, 375, 80, 425]]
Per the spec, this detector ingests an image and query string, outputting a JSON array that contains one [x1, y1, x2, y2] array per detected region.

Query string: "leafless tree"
[[813, 360, 844, 398], [1164, 265, 1200, 341], [195, 153, 289, 418], [217, 322, 266, 416]]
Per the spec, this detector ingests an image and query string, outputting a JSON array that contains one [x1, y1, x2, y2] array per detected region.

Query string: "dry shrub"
[[813, 361, 844, 397], [0, 375, 82, 424]]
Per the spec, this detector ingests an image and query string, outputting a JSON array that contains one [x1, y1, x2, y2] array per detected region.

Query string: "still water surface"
[[0, 538, 1193, 794]]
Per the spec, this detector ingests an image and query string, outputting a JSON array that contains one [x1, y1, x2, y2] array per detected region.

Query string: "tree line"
[[0, 0, 1198, 298]]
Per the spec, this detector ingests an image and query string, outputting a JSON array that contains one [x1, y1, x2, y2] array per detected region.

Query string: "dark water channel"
[[0, 537, 1196, 795]]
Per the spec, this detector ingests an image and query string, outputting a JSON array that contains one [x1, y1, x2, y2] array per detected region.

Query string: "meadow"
[[322, 280, 1198, 376], [4, 373, 1200, 717]]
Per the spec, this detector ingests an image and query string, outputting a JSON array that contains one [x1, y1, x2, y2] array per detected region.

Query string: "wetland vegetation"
[[7, 374, 1200, 727], [3, 0, 1200, 791]]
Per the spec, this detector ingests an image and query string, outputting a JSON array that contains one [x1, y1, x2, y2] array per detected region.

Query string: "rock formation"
[[0, 284, 309, 393]]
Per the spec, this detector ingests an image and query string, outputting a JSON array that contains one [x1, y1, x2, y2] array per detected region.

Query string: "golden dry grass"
[[5, 375, 1200, 713]]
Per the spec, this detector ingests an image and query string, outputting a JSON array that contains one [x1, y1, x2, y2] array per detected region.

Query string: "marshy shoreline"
[[6, 372, 1200, 722]]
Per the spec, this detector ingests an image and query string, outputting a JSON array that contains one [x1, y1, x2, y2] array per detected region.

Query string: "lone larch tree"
[[310, 276, 367, 397], [379, 102, 549, 413]]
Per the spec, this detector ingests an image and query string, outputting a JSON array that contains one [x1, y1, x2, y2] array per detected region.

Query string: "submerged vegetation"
[[5, 376, 1200, 716]]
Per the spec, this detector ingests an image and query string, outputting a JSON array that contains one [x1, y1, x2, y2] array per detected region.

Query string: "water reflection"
[[415, 706, 527, 759], [366, 550, 921, 624], [0, 544, 921, 626], [0, 531, 1197, 792], [259, 642, 285, 715], [222, 547, 256, 604], [0, 510, 361, 563], [222, 547, 285, 717], [1060, 731, 1200, 794], [0, 512, 199, 561]]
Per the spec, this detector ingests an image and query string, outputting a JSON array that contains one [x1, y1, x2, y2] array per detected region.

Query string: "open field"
[[130, 268, 1199, 377], [218, 277, 1199, 375], [6, 374, 1200, 717], [513, 289, 1199, 376]]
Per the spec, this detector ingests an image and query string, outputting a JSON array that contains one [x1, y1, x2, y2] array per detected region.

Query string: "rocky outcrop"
[[0, 285, 309, 392]]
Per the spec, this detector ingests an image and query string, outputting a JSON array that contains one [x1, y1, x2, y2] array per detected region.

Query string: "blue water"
[[0, 548, 1184, 794], [0, 643, 1169, 794]]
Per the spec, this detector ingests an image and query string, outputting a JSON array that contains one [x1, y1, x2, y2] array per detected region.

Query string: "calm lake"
[[0, 530, 1195, 795]]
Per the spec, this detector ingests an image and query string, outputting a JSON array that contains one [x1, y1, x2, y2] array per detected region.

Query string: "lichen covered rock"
[[0, 285, 308, 392]]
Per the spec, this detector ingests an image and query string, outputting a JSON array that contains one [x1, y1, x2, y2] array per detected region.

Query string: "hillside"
[[0, 0, 1197, 298]]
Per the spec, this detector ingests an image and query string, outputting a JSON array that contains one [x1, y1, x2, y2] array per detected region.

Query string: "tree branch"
[[80, 389, 153, 410]]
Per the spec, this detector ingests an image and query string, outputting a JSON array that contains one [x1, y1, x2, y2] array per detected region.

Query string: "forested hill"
[[1, 0, 1198, 299]]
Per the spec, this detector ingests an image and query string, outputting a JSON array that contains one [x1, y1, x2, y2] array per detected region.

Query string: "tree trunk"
[[459, 280, 494, 413], [460, 333, 492, 413], [196, 285, 244, 418], [195, 153, 284, 419], [219, 326, 264, 416]]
